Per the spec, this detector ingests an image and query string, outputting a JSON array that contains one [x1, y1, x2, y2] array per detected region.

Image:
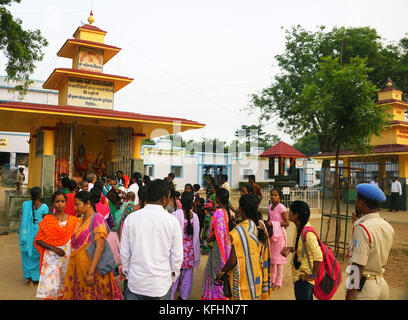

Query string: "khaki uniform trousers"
[[355, 276, 389, 300]]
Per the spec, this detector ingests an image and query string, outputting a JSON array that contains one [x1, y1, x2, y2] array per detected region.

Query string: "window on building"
[[171, 165, 183, 178], [243, 168, 253, 180], [144, 165, 154, 177], [264, 169, 271, 180]]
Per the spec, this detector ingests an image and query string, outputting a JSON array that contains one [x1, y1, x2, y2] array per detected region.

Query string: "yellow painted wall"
[[378, 90, 403, 102], [381, 103, 405, 122], [72, 48, 79, 69], [132, 136, 142, 159], [29, 133, 43, 189], [74, 29, 105, 43], [43, 130, 55, 155], [399, 154, 408, 178], [58, 80, 68, 106], [342, 158, 350, 177], [370, 127, 397, 146]]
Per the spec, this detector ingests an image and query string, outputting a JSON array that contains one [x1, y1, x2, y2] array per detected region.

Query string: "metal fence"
[[259, 186, 321, 210]]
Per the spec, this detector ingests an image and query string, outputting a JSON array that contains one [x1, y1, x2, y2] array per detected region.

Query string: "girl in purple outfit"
[[171, 191, 201, 300], [266, 188, 290, 290]]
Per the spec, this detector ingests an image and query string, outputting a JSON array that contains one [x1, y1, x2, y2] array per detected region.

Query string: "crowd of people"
[[17, 170, 394, 300]]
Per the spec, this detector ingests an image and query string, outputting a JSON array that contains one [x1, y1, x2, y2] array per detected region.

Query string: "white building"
[[0, 77, 58, 188], [141, 139, 322, 190]]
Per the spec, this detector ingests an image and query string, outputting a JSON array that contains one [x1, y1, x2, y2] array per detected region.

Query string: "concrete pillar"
[[132, 135, 143, 159], [28, 130, 35, 188], [399, 154, 408, 178], [343, 158, 350, 178], [131, 133, 145, 175], [42, 128, 55, 156]]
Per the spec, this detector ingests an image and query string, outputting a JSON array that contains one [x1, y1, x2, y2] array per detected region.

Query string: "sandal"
[[28, 281, 34, 287]]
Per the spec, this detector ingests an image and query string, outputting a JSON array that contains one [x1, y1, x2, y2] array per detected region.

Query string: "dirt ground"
[[1, 212, 407, 300]]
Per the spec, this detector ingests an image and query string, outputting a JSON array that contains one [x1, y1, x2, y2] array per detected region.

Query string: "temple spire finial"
[[88, 10, 95, 25]]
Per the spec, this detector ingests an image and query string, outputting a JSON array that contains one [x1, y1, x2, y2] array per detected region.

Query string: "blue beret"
[[356, 183, 386, 202]]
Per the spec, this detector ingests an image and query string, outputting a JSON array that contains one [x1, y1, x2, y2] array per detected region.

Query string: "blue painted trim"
[[0, 84, 57, 94], [0, 132, 30, 136]]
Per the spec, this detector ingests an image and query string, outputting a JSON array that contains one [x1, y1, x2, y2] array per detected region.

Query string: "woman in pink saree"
[[201, 188, 231, 300]]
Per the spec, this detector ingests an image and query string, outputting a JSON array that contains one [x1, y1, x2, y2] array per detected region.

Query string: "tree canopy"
[[0, 0, 48, 96], [250, 25, 404, 155]]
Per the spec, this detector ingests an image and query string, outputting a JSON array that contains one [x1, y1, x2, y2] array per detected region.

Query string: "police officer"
[[346, 183, 394, 300]]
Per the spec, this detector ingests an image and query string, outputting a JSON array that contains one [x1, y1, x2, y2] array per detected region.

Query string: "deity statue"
[[92, 151, 106, 178], [75, 144, 89, 178]]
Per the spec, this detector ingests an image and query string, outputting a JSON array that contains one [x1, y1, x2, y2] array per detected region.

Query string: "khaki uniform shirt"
[[348, 213, 394, 276]]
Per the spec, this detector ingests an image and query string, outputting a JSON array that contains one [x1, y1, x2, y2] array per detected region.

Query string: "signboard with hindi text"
[[78, 47, 104, 73], [67, 77, 114, 109]]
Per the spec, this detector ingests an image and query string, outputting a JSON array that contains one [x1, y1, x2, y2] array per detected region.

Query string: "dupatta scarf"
[[209, 208, 230, 265], [34, 214, 79, 272]]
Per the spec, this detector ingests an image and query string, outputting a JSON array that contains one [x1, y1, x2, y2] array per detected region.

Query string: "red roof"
[[260, 141, 306, 158], [74, 24, 107, 36], [375, 99, 408, 106], [0, 101, 205, 127], [311, 144, 408, 158]]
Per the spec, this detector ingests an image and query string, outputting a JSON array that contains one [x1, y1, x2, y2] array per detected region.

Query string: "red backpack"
[[301, 226, 342, 300]]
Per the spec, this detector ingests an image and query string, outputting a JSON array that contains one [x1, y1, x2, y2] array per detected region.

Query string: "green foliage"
[[0, 0, 48, 97], [251, 25, 400, 154], [299, 56, 389, 153], [292, 134, 321, 158], [234, 124, 280, 151]]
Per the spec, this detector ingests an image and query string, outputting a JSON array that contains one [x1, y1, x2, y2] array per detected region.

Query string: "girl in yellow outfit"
[[216, 194, 273, 300], [281, 200, 322, 300]]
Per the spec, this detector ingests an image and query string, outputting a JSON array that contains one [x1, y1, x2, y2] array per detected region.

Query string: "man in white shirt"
[[219, 174, 231, 194], [120, 179, 183, 300], [370, 176, 379, 188], [127, 172, 142, 205], [390, 177, 402, 212]]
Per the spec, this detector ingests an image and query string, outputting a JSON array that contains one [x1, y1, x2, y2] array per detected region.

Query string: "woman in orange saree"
[[34, 191, 79, 300], [62, 191, 123, 300]]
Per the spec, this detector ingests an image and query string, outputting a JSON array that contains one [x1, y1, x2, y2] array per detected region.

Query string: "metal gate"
[[113, 127, 132, 176]]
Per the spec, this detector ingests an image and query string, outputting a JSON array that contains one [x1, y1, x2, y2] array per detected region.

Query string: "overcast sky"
[[2, 0, 408, 145]]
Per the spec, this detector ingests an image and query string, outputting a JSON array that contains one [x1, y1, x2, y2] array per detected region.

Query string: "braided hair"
[[239, 194, 268, 244], [291, 200, 311, 270], [181, 191, 194, 237], [30, 187, 42, 223]]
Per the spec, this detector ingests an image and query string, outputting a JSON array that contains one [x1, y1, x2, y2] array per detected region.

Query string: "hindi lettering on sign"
[[67, 77, 114, 109], [78, 47, 104, 73]]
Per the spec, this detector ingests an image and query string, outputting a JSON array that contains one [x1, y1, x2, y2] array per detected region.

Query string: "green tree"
[[292, 134, 321, 158], [297, 56, 389, 254], [0, 0, 48, 97], [250, 25, 404, 185], [234, 124, 280, 152]]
